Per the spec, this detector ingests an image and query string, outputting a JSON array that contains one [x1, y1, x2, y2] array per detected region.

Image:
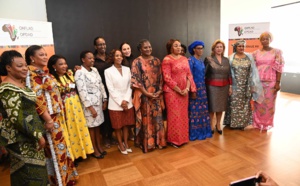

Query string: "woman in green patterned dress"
[[224, 40, 264, 130], [0, 50, 49, 185]]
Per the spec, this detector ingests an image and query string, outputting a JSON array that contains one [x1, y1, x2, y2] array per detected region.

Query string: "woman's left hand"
[[38, 137, 46, 150], [275, 82, 281, 92], [102, 101, 108, 110], [181, 89, 189, 96], [190, 92, 197, 99], [229, 86, 233, 96], [121, 100, 128, 110]]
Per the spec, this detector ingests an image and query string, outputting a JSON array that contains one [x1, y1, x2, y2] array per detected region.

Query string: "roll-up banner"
[[0, 18, 55, 80], [0, 18, 55, 57], [228, 22, 270, 56]]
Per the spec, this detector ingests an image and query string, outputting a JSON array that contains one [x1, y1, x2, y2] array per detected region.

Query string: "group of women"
[[0, 31, 284, 185]]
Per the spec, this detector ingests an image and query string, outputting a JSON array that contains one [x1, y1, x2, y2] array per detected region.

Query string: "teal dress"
[[0, 83, 48, 186]]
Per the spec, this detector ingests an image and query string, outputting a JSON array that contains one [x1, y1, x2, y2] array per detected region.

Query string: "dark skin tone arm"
[[275, 71, 281, 92]]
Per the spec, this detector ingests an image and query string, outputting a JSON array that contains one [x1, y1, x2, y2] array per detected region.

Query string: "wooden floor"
[[1, 92, 300, 186]]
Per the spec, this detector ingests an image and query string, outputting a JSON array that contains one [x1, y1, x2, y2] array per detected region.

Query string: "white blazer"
[[104, 65, 133, 111]]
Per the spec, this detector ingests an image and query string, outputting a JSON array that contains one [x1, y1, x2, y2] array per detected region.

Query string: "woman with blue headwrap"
[[224, 40, 264, 130], [187, 41, 212, 140]]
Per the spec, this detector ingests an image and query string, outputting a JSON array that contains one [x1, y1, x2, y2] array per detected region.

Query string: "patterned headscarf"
[[232, 40, 246, 53], [188, 40, 205, 55]]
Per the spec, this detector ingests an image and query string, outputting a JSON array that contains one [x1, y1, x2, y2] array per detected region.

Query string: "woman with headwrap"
[[187, 41, 212, 140], [224, 40, 264, 130], [252, 32, 284, 131]]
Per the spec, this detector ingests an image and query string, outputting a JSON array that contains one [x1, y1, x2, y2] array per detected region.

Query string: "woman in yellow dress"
[[48, 54, 94, 164]]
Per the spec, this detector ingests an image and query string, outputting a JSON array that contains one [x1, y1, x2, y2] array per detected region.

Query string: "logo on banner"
[[2, 24, 18, 41], [234, 26, 243, 36]]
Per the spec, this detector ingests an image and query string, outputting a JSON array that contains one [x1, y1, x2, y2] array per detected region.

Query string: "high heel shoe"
[[215, 125, 223, 135], [118, 145, 128, 155], [123, 142, 132, 153]]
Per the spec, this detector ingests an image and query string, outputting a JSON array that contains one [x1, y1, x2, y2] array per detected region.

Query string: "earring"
[[54, 69, 56, 71], [32, 60, 34, 63]]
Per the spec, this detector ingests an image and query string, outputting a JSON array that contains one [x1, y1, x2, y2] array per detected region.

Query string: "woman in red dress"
[[162, 39, 196, 148]]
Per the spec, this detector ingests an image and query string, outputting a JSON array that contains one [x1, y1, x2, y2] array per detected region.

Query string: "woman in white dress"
[[75, 50, 108, 159], [105, 49, 135, 155]]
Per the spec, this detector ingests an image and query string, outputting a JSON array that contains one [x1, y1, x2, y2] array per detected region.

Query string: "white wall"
[[220, 0, 272, 56], [0, 0, 47, 21]]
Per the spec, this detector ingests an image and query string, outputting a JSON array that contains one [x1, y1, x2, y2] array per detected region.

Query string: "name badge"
[[69, 83, 76, 88]]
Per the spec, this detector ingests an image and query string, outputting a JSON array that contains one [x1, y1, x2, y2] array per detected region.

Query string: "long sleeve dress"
[[131, 56, 166, 152], [56, 69, 94, 159], [0, 83, 48, 186], [188, 56, 212, 140], [252, 48, 284, 130], [162, 55, 196, 146], [224, 53, 264, 129], [26, 65, 78, 186], [74, 66, 107, 128]]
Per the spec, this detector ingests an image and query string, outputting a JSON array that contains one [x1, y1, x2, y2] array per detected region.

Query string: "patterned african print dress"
[[224, 53, 263, 129], [56, 70, 94, 159], [0, 83, 48, 186], [188, 56, 212, 140], [252, 48, 284, 130], [162, 55, 196, 146], [131, 56, 166, 152], [26, 65, 78, 186]]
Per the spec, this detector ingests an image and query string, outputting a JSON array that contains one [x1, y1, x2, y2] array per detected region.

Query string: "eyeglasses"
[[96, 43, 106, 47]]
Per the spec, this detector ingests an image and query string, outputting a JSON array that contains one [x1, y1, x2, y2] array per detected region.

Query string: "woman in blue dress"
[[188, 40, 212, 140]]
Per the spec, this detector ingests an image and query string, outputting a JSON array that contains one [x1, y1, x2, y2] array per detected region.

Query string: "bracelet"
[[44, 119, 53, 125]]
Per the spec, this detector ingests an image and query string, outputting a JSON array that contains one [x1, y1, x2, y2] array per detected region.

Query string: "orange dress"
[[131, 56, 166, 152], [27, 65, 78, 186]]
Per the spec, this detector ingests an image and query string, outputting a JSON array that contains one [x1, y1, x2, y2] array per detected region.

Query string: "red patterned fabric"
[[162, 55, 196, 146], [109, 107, 135, 129]]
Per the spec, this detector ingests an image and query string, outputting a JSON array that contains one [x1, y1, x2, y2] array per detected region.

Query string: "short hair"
[[166, 39, 180, 54], [25, 45, 43, 65], [211, 39, 225, 56], [80, 50, 93, 63], [107, 49, 123, 64], [0, 50, 23, 76], [137, 39, 150, 51], [47, 54, 67, 81], [93, 36, 105, 46], [259, 31, 273, 42]]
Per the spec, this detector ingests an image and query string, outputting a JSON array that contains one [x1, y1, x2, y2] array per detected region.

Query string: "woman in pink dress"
[[162, 39, 196, 148], [252, 32, 284, 131]]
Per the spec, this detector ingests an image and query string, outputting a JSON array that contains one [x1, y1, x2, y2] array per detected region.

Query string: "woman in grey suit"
[[204, 40, 232, 135]]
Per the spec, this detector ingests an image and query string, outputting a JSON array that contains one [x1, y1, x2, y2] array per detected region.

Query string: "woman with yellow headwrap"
[[252, 32, 284, 131]]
